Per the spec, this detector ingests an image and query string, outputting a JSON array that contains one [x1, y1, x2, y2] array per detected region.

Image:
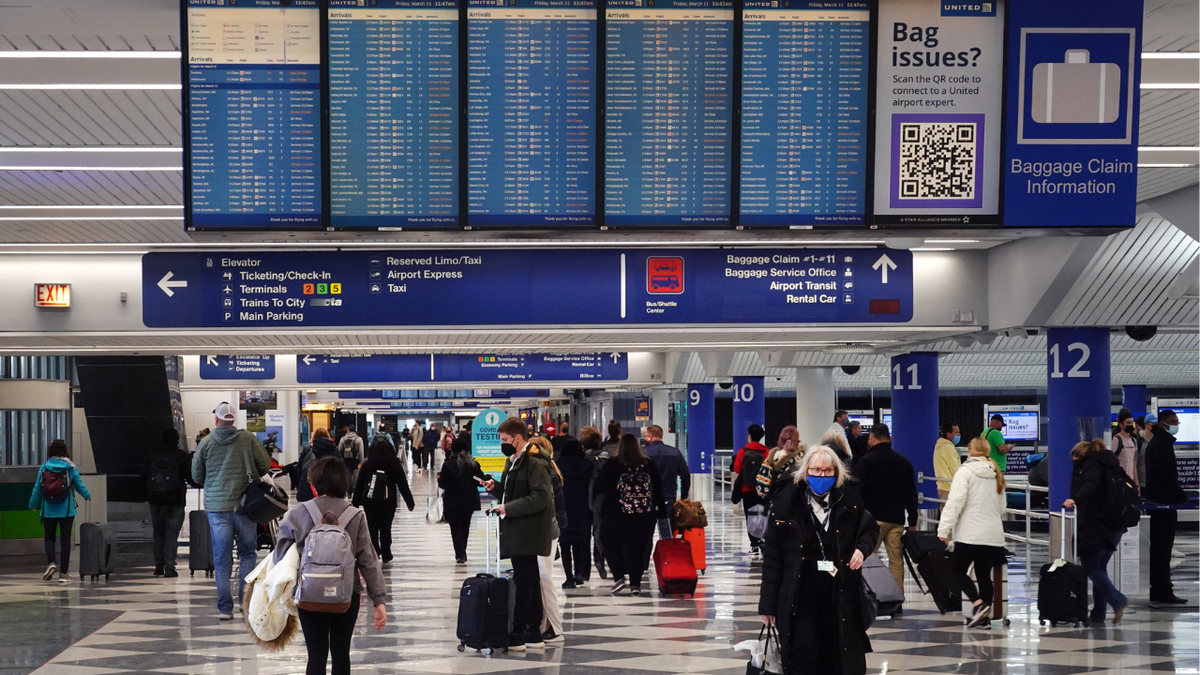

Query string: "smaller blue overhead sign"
[[199, 355, 275, 380], [296, 354, 628, 384]]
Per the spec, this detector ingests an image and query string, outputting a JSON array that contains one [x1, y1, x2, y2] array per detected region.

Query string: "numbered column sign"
[[889, 352, 939, 498], [1045, 327, 1111, 508], [731, 376, 765, 450], [687, 384, 715, 475]]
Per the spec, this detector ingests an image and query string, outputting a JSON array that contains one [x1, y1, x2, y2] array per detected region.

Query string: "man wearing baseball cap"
[[191, 401, 271, 620], [982, 414, 1014, 472]]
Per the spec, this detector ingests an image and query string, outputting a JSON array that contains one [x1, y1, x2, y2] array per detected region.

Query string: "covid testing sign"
[[874, 0, 1005, 225], [1003, 0, 1142, 227]]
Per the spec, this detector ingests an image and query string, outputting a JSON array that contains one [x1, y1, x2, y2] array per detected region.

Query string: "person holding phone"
[[438, 437, 486, 564]]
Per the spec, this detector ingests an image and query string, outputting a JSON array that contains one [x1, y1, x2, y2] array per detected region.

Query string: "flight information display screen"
[[466, 0, 598, 226], [184, 0, 322, 229], [740, 1, 869, 225], [604, 0, 734, 226], [328, 0, 460, 228]]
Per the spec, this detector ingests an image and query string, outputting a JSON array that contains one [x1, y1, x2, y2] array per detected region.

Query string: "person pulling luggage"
[[1063, 439, 1132, 624]]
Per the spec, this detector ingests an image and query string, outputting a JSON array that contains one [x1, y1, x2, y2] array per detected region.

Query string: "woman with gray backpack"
[[275, 457, 387, 675]]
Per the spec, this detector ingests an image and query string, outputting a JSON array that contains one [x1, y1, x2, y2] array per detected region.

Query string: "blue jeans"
[[208, 511, 258, 614], [1080, 548, 1127, 621]]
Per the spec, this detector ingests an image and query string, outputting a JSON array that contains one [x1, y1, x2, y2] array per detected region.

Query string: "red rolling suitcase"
[[653, 536, 697, 596], [676, 528, 706, 573]]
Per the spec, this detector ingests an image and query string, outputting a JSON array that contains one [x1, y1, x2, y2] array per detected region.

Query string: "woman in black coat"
[[594, 434, 664, 596], [556, 438, 595, 587], [352, 438, 415, 564], [759, 445, 878, 675], [438, 437, 485, 564], [1063, 439, 1129, 624]]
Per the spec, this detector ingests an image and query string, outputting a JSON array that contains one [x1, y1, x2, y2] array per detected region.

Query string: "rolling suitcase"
[[861, 554, 904, 618], [1038, 510, 1089, 627], [676, 528, 706, 574], [79, 522, 115, 582], [458, 512, 513, 653], [653, 536, 697, 596], [189, 509, 214, 577], [900, 530, 945, 565], [913, 549, 961, 614]]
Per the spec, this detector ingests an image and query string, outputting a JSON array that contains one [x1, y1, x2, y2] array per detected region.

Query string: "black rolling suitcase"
[[79, 522, 115, 582], [901, 531, 962, 614], [457, 513, 513, 653], [189, 508, 214, 577], [1038, 510, 1089, 627]]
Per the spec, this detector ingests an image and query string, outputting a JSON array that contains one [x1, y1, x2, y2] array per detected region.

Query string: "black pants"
[[150, 505, 185, 569], [950, 542, 1000, 604], [446, 510, 472, 560], [790, 561, 841, 675], [561, 539, 591, 582], [1149, 509, 1177, 600], [510, 554, 543, 637], [298, 593, 360, 675], [602, 515, 656, 588], [43, 516, 74, 573], [364, 503, 396, 561], [592, 512, 606, 576], [412, 447, 425, 468]]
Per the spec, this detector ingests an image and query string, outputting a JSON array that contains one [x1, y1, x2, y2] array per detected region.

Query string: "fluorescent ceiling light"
[[0, 51, 180, 59], [0, 84, 181, 90], [1138, 163, 1199, 168], [1139, 146, 1200, 152], [0, 166, 183, 171], [912, 247, 954, 251], [1141, 83, 1200, 90], [1141, 52, 1200, 59], [925, 239, 979, 243], [0, 216, 183, 221], [0, 204, 182, 209], [0, 147, 181, 153]]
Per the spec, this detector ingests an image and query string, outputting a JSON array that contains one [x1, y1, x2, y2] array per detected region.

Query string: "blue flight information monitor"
[[604, 0, 734, 227], [328, 0, 460, 228], [740, 1, 869, 225], [184, 0, 322, 229], [466, 0, 598, 226]]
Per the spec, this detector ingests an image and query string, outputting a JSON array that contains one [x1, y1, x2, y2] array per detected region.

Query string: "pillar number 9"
[[689, 389, 701, 406]]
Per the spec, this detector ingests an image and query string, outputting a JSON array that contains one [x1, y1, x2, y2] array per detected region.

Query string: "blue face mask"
[[1167, 425, 1180, 436], [808, 474, 836, 496]]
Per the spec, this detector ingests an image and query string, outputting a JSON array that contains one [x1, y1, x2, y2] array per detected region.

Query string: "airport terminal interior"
[[1, 0, 1199, 674]]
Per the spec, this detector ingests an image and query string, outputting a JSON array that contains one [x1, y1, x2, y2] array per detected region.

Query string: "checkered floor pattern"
[[1, 473, 1196, 675]]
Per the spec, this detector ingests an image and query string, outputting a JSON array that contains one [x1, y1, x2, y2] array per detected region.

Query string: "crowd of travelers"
[[23, 401, 1193, 675]]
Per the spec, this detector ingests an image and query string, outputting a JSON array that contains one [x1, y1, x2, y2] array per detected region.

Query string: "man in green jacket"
[[484, 417, 553, 652], [192, 402, 270, 620]]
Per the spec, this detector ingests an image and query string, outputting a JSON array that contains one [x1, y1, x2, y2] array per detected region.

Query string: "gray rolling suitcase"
[[79, 522, 115, 582], [861, 553, 904, 618]]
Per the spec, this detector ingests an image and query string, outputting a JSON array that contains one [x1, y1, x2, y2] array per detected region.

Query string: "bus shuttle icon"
[[647, 257, 684, 295]]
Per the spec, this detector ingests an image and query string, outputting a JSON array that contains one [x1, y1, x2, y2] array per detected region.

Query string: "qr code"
[[897, 123, 976, 200]]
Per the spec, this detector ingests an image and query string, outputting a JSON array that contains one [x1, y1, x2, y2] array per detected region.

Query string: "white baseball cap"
[[214, 402, 236, 422]]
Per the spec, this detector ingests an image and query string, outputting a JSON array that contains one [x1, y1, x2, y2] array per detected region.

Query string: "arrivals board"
[[328, 0, 460, 228], [603, 0, 734, 227], [740, 1, 870, 225], [466, 0, 598, 226], [184, 0, 322, 229]]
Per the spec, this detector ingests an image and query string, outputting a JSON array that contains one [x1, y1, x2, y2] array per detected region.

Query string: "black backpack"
[[1101, 463, 1142, 529], [364, 470, 390, 504], [148, 456, 183, 497], [739, 447, 765, 488]]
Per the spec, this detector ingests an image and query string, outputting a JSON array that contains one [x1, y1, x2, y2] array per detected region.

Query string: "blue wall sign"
[[142, 248, 913, 328], [1002, 0, 1143, 227], [731, 377, 765, 450], [199, 355, 276, 380], [890, 353, 940, 499], [687, 384, 715, 475]]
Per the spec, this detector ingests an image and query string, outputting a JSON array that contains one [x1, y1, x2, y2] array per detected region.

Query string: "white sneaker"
[[42, 563, 57, 581], [1172, 547, 1186, 559], [57, 574, 75, 584], [217, 612, 234, 621]]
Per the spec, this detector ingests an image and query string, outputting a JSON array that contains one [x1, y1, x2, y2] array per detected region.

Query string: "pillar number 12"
[[1049, 342, 1091, 378]]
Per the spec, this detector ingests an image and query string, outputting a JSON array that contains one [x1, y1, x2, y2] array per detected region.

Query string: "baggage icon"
[[1031, 50, 1120, 124]]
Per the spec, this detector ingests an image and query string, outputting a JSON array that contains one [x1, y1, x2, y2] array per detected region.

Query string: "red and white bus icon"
[[647, 257, 684, 294]]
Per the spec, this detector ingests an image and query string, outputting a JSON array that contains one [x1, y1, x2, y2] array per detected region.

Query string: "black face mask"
[[501, 443, 516, 457]]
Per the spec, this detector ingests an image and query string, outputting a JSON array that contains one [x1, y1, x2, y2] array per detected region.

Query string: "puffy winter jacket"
[[192, 425, 270, 512], [29, 458, 91, 518], [937, 458, 1006, 547]]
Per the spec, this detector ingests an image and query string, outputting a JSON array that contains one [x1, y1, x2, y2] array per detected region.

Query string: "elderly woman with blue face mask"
[[758, 445, 879, 675]]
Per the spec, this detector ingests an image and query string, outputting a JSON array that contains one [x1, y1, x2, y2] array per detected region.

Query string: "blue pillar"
[[1046, 328, 1111, 510], [1122, 385, 1147, 418], [731, 376, 765, 451], [686, 384, 715, 475], [890, 353, 939, 499]]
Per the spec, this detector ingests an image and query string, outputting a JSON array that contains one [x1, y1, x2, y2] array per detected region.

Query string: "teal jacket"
[[29, 458, 91, 518], [192, 426, 270, 513]]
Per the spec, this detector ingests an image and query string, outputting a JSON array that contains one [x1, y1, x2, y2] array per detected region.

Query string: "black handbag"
[[235, 442, 289, 524]]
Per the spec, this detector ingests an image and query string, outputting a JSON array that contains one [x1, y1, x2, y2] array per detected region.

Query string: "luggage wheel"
[[1003, 618, 1011, 626], [457, 644, 465, 653]]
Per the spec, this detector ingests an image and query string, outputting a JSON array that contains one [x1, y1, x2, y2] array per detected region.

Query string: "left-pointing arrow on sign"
[[206, 356, 219, 366], [157, 271, 188, 297], [302, 355, 315, 366]]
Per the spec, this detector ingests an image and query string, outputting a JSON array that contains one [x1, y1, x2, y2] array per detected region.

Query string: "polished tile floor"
[[1, 474, 1196, 675]]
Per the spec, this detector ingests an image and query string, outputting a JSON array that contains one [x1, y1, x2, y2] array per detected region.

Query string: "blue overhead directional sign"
[[297, 353, 627, 384], [199, 355, 276, 380], [297, 354, 431, 384], [142, 248, 913, 328]]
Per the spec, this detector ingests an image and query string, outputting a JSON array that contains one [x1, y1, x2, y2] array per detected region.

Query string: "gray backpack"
[[295, 500, 360, 613]]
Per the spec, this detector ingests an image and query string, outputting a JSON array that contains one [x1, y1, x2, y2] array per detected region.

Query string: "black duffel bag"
[[235, 445, 289, 524]]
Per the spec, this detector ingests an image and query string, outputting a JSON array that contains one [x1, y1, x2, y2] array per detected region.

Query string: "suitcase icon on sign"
[[1031, 50, 1120, 124]]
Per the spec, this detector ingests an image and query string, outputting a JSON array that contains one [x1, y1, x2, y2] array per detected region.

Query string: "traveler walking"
[[29, 439, 92, 584], [192, 401, 271, 620], [1062, 439, 1131, 624], [599, 421, 621, 460], [1141, 409, 1190, 607], [411, 422, 426, 471], [352, 437, 415, 565], [731, 424, 770, 555], [759, 445, 878, 675], [276, 457, 388, 675], [527, 436, 567, 643], [1110, 409, 1142, 487], [423, 424, 439, 472], [755, 425, 804, 500], [853, 424, 918, 600], [552, 422, 575, 458], [937, 438, 1007, 628], [556, 438, 595, 588], [437, 437, 485, 564], [847, 421, 870, 460], [298, 428, 340, 502], [642, 425, 690, 540], [827, 410, 850, 444], [482, 418, 555, 651], [820, 428, 853, 463], [338, 426, 365, 486], [982, 414, 1014, 472], [933, 423, 962, 502], [140, 428, 197, 577], [595, 434, 665, 596], [580, 425, 610, 579]]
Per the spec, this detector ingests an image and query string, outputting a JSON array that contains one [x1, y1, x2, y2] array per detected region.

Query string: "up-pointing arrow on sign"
[[157, 271, 188, 297], [872, 254, 897, 284]]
